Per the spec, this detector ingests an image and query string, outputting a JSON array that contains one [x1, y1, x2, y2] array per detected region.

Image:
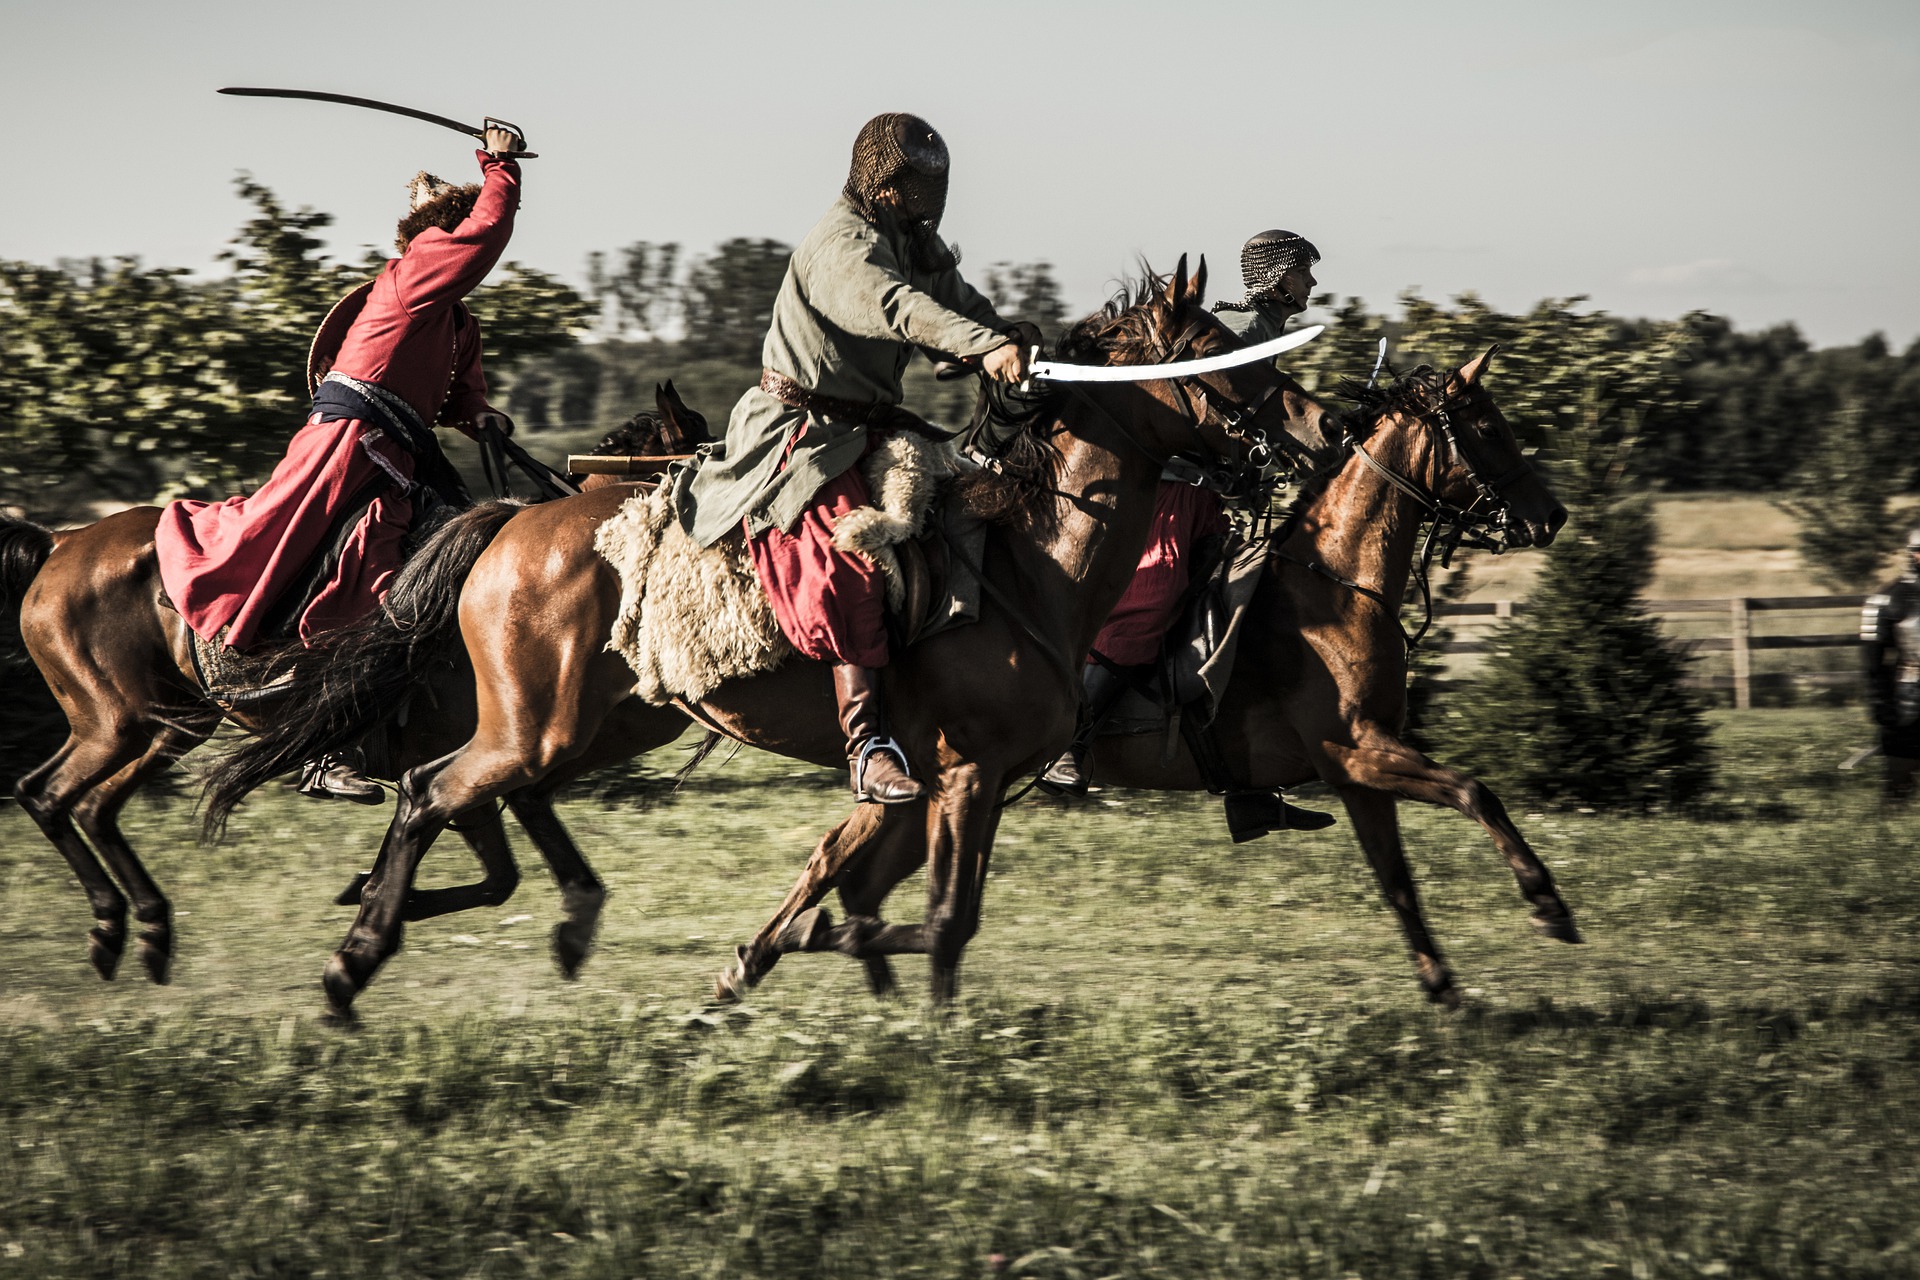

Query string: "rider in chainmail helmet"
[[1862, 526, 1920, 803], [676, 112, 1034, 806], [1214, 229, 1321, 346]]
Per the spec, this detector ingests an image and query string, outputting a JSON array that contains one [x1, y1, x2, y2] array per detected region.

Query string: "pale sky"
[[5, 0, 1917, 348]]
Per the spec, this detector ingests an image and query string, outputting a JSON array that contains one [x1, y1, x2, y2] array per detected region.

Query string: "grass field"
[[2, 709, 1917, 1278]]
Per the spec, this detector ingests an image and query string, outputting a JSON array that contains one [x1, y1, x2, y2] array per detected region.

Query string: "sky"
[[4, 0, 1917, 348]]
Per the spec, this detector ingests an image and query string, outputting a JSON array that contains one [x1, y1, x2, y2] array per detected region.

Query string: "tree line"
[[3, 182, 1915, 585]]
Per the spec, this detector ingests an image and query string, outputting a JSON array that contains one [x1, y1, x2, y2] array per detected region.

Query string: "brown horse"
[[204, 258, 1346, 1019], [728, 351, 1574, 1007], [1, 385, 708, 987]]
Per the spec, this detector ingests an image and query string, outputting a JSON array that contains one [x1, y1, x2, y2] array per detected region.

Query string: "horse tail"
[[200, 499, 524, 837], [0, 516, 55, 616]]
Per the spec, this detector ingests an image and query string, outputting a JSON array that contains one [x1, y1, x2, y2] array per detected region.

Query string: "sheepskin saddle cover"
[[595, 433, 958, 704]]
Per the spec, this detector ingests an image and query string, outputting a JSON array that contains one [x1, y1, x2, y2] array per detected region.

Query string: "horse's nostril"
[[1547, 506, 1568, 536]]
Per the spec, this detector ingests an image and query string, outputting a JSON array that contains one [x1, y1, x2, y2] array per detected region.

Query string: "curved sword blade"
[[1030, 324, 1324, 383], [220, 87, 485, 139]]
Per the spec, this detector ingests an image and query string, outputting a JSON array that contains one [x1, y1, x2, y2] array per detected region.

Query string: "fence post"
[[1495, 599, 1513, 620], [1730, 597, 1752, 710]]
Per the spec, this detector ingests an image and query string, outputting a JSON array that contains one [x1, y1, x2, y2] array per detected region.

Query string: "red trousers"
[[1091, 481, 1230, 666], [747, 441, 889, 669], [155, 415, 414, 650]]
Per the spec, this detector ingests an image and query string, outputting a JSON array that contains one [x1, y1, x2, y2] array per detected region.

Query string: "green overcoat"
[[675, 197, 1015, 547]]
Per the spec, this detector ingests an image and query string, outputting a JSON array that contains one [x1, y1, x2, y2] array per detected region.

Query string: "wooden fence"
[[1432, 594, 1868, 710]]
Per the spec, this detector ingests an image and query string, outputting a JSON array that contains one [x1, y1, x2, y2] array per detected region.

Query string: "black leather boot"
[[1223, 788, 1336, 842], [297, 750, 386, 805], [1038, 661, 1133, 797], [834, 665, 925, 804]]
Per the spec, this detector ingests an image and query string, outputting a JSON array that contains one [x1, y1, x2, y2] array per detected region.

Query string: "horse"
[[0, 383, 708, 988], [723, 351, 1574, 1008], [202, 257, 1348, 1019]]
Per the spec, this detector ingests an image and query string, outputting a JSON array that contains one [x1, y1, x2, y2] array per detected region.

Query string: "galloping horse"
[[204, 259, 1345, 1019], [724, 351, 1574, 1007], [0, 387, 708, 987]]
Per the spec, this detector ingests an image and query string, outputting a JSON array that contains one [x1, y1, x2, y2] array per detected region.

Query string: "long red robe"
[[155, 151, 519, 650], [1091, 481, 1230, 666]]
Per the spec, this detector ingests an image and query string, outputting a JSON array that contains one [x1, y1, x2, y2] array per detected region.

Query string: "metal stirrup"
[[853, 737, 913, 791]]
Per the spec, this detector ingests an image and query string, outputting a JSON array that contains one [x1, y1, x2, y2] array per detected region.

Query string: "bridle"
[[1146, 316, 1329, 487], [1280, 375, 1540, 649]]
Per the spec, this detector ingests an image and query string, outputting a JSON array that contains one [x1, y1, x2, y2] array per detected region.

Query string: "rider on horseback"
[[675, 112, 1038, 804], [1040, 228, 1332, 839], [154, 124, 526, 801]]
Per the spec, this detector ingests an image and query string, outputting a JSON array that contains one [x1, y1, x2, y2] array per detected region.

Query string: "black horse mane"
[[1334, 365, 1458, 435]]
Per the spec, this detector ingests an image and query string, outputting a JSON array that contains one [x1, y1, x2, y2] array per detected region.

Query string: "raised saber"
[[217, 87, 537, 157], [1027, 323, 1323, 384]]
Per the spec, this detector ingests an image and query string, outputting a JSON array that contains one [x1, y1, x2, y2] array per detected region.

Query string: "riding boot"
[[834, 664, 925, 804], [1039, 662, 1134, 796], [297, 748, 386, 805], [1222, 788, 1336, 842]]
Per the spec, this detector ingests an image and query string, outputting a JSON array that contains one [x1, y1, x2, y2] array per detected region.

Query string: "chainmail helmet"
[[844, 113, 955, 271], [1215, 229, 1321, 314]]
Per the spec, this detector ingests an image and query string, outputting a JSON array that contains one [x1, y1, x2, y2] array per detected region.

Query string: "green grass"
[[2, 710, 1917, 1278]]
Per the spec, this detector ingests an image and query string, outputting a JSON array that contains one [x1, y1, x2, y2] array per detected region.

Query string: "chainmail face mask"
[[1215, 229, 1322, 315], [844, 112, 955, 271]]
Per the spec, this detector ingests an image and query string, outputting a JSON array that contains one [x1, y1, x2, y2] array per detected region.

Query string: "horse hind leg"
[[68, 722, 213, 985], [503, 790, 605, 979], [14, 725, 166, 982], [831, 813, 933, 998]]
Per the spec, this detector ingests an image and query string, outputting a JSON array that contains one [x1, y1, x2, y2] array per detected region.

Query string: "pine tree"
[[1444, 388, 1714, 809]]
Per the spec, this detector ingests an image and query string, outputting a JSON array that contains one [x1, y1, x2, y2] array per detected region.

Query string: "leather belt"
[[758, 369, 951, 440]]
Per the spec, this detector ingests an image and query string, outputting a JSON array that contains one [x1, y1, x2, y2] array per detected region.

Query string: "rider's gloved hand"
[[483, 124, 525, 157], [981, 340, 1031, 385]]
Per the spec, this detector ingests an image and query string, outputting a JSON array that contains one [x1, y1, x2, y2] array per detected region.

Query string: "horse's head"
[[574, 380, 715, 491], [1347, 348, 1567, 549], [1057, 255, 1341, 481]]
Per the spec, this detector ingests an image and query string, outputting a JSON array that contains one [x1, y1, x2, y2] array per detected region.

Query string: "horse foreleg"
[[713, 802, 899, 1002], [832, 818, 931, 997], [1324, 735, 1580, 942], [504, 790, 606, 979], [395, 804, 521, 922], [922, 765, 1001, 1004], [1331, 785, 1458, 1006], [323, 750, 463, 1021]]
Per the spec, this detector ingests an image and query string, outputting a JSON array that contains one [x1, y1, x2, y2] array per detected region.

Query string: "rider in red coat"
[[155, 124, 525, 799]]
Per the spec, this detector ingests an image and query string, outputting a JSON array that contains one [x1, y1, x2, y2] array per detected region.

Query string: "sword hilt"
[[482, 117, 538, 159]]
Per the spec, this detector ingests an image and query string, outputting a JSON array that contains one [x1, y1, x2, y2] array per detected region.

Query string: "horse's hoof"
[[321, 954, 362, 1022], [138, 935, 172, 986], [1428, 982, 1463, 1011], [863, 956, 898, 999], [87, 926, 124, 981], [776, 906, 832, 954], [334, 872, 371, 907], [1531, 911, 1584, 944], [551, 921, 593, 980], [712, 945, 754, 1004]]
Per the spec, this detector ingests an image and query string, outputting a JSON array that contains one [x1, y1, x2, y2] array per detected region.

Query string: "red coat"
[[155, 151, 519, 651], [1091, 481, 1231, 667]]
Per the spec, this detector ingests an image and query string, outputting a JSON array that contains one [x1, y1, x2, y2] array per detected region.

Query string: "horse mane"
[[954, 267, 1183, 525], [1334, 365, 1456, 436]]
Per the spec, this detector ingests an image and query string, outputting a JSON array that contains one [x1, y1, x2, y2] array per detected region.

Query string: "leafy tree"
[[588, 240, 681, 340], [0, 178, 589, 515], [679, 238, 792, 365], [1776, 397, 1913, 589], [983, 261, 1071, 343], [1444, 388, 1714, 809]]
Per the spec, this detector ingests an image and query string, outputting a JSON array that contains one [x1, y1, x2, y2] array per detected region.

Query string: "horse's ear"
[[1189, 255, 1208, 308], [1458, 344, 1500, 386], [656, 379, 711, 446], [1165, 253, 1190, 313]]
